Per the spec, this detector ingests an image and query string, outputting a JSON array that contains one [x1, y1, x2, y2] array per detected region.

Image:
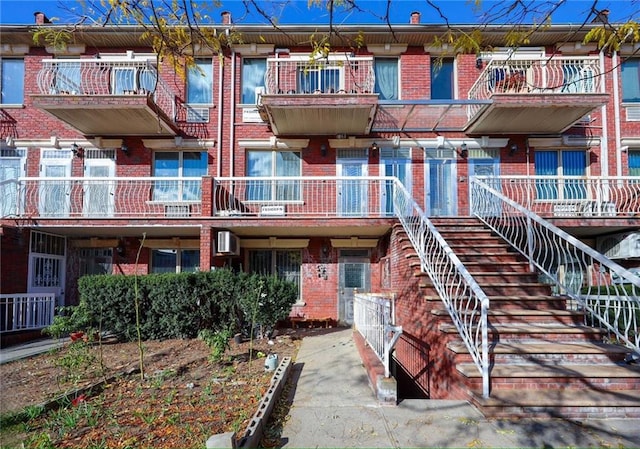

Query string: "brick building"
[[1, 11, 640, 412]]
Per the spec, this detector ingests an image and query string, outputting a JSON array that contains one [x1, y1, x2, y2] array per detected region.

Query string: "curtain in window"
[[153, 152, 206, 201], [621, 59, 640, 102], [242, 58, 266, 103], [374, 58, 398, 100], [247, 151, 272, 201], [1, 59, 24, 104], [187, 59, 212, 104], [431, 59, 454, 99], [562, 150, 586, 199], [275, 151, 300, 200], [535, 151, 559, 199], [247, 151, 300, 201], [629, 151, 640, 177]]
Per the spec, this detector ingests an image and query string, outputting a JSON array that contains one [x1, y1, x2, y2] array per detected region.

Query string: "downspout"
[[216, 49, 225, 178], [612, 50, 622, 177], [599, 50, 609, 178], [229, 48, 236, 177]]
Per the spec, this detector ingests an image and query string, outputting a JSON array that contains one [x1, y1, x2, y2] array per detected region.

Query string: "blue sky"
[[0, 0, 636, 26]]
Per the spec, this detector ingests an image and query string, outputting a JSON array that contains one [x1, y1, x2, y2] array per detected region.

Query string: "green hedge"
[[71, 269, 297, 341]]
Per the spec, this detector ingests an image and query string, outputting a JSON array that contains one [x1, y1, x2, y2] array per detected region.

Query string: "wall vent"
[[186, 106, 210, 123]]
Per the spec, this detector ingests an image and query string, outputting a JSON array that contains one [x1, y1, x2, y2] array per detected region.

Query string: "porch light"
[[459, 143, 468, 159], [509, 142, 519, 156], [369, 142, 379, 156], [320, 143, 328, 157], [120, 144, 129, 155], [71, 143, 84, 158], [475, 56, 483, 69]]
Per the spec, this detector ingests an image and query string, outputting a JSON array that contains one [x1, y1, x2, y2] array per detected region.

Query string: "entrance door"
[[0, 148, 26, 216], [338, 250, 370, 325], [425, 158, 456, 216], [381, 148, 411, 216], [337, 150, 368, 216], [28, 231, 66, 307], [84, 152, 116, 217], [39, 151, 72, 217], [469, 157, 501, 216]]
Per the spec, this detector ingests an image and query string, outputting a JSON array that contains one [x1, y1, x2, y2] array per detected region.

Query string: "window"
[[534, 150, 587, 200], [79, 249, 113, 275], [248, 249, 302, 301], [152, 151, 208, 201], [242, 58, 266, 104], [54, 61, 81, 94], [621, 58, 640, 103], [246, 150, 301, 201], [431, 58, 454, 99], [629, 150, 640, 177], [1, 58, 24, 104], [374, 58, 398, 100], [0, 147, 26, 216], [111, 66, 156, 95], [297, 64, 340, 93], [187, 59, 213, 104], [151, 249, 200, 273]]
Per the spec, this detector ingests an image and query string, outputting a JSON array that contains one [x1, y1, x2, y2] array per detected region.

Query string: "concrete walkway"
[[281, 328, 640, 448], [0, 338, 63, 365]]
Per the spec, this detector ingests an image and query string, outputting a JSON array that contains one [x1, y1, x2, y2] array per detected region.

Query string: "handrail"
[[470, 176, 640, 355], [391, 179, 491, 397], [0, 293, 56, 333]]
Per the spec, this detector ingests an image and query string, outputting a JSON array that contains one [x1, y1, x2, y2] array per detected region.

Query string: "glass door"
[[337, 150, 368, 216], [338, 250, 370, 325], [39, 151, 72, 217], [84, 154, 115, 217], [425, 157, 456, 216]]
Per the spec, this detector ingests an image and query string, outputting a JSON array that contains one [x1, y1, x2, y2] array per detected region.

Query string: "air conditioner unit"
[[596, 232, 640, 260], [186, 106, 210, 123], [217, 231, 240, 255], [164, 204, 191, 217]]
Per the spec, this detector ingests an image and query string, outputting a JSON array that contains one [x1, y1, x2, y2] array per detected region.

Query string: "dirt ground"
[[0, 328, 307, 449]]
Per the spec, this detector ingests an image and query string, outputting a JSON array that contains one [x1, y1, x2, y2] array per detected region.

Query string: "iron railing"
[[472, 175, 640, 218], [0, 294, 56, 333], [468, 56, 602, 118], [471, 176, 640, 355], [264, 56, 375, 95], [391, 179, 492, 397], [353, 293, 402, 378], [36, 58, 177, 122]]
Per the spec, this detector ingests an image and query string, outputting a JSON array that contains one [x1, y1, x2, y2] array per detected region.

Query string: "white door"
[[337, 151, 368, 217], [84, 156, 116, 217], [28, 231, 66, 307], [39, 152, 72, 217], [425, 158, 456, 216], [0, 148, 26, 216]]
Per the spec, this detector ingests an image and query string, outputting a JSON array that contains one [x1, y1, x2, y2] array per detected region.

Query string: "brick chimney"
[[410, 11, 421, 24], [221, 11, 232, 25], [34, 11, 50, 25]]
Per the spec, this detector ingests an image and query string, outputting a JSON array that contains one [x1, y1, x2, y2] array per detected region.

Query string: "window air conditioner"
[[596, 232, 640, 260], [217, 231, 240, 255]]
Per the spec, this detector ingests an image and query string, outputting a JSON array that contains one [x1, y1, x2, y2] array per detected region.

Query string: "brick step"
[[432, 308, 584, 325], [423, 294, 567, 309], [440, 323, 606, 341], [468, 389, 640, 418], [447, 341, 631, 364], [420, 282, 553, 296], [457, 361, 640, 380], [414, 260, 530, 272]]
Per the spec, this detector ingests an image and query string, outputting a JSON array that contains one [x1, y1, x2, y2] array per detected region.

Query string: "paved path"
[[281, 328, 640, 448]]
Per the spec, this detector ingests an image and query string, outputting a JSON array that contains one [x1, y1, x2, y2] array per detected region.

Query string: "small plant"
[[43, 302, 95, 340], [54, 339, 96, 388], [198, 328, 232, 362]]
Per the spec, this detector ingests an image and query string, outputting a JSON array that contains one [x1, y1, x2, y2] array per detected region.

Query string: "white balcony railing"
[[1, 177, 203, 219], [264, 56, 375, 95], [472, 176, 640, 218], [1, 293, 56, 333], [468, 56, 602, 118], [36, 58, 177, 122]]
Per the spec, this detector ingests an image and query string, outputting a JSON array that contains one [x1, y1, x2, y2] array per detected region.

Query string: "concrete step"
[[440, 323, 606, 341], [432, 308, 584, 325], [457, 361, 640, 379], [420, 281, 553, 296], [423, 294, 567, 309]]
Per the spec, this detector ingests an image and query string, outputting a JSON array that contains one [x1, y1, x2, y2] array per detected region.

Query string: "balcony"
[[257, 56, 378, 136], [32, 59, 179, 136], [474, 175, 640, 222], [466, 56, 608, 135]]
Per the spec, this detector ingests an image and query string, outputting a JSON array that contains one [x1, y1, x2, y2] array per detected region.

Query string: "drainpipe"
[[229, 48, 236, 178], [612, 50, 622, 177], [599, 50, 609, 178]]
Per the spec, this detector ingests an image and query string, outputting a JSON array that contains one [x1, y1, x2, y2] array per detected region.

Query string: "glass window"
[[431, 58, 454, 99], [246, 150, 301, 201], [374, 58, 398, 100], [621, 58, 640, 103], [55, 61, 81, 94], [1, 59, 25, 104], [187, 59, 213, 104], [534, 150, 587, 200], [242, 58, 266, 104], [151, 249, 200, 273], [297, 65, 340, 93], [629, 150, 640, 177], [152, 151, 208, 201], [248, 249, 302, 301]]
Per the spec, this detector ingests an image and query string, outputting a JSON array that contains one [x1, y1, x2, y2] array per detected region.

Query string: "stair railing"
[[391, 179, 492, 398], [470, 176, 640, 355]]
